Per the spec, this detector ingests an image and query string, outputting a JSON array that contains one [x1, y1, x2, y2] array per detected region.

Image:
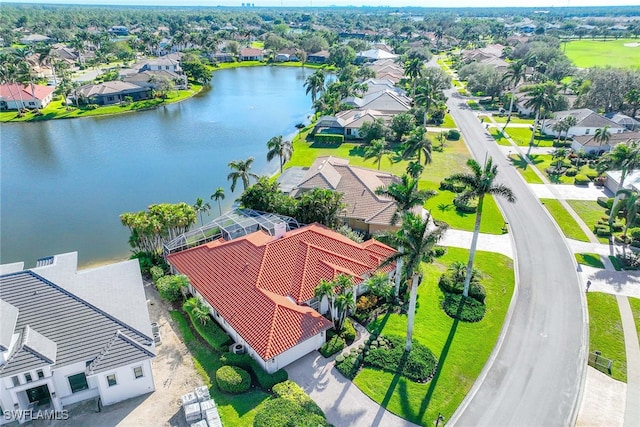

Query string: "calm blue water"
[[1, 66, 315, 267]]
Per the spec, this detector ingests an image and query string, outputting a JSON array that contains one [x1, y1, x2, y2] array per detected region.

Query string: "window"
[[11, 376, 20, 387], [106, 374, 117, 387], [37, 370, 44, 379], [585, 129, 590, 134], [24, 373, 32, 383], [68, 373, 89, 393], [133, 366, 144, 379]]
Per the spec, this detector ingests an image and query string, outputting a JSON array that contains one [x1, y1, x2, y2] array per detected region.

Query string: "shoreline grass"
[[586, 292, 627, 382], [354, 248, 514, 426], [540, 198, 590, 242]]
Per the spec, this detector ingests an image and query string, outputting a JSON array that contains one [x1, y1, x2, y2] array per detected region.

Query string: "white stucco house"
[[167, 223, 395, 374], [0, 253, 155, 424], [541, 109, 626, 138]]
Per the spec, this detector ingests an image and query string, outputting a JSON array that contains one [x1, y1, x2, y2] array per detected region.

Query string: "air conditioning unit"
[[231, 343, 245, 355]]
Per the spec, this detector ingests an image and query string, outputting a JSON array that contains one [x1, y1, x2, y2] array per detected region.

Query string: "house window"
[[11, 376, 20, 387], [37, 369, 44, 379], [585, 129, 590, 134], [68, 373, 89, 393], [133, 366, 144, 379], [106, 374, 117, 387], [107, 96, 114, 101], [25, 373, 32, 383]]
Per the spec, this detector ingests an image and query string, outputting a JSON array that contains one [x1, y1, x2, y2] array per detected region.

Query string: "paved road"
[[446, 90, 588, 426]]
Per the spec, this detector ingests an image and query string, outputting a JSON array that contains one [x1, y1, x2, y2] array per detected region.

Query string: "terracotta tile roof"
[[0, 84, 55, 102], [167, 224, 395, 360]]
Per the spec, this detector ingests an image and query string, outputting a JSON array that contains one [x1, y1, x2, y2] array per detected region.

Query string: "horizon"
[[2, 0, 639, 8]]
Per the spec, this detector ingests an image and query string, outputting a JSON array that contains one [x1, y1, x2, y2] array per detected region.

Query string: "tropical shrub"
[[155, 274, 189, 302], [565, 168, 578, 177], [439, 177, 466, 193], [356, 294, 378, 312], [253, 397, 329, 427], [339, 319, 357, 342], [447, 129, 461, 140], [150, 266, 164, 282], [453, 194, 477, 213], [439, 275, 486, 303], [272, 380, 324, 417], [630, 228, 640, 242], [574, 174, 590, 185], [314, 134, 344, 144], [215, 366, 251, 394], [585, 170, 599, 180], [335, 355, 361, 379], [220, 352, 288, 390], [442, 293, 486, 322], [319, 335, 346, 358], [183, 299, 232, 352], [363, 335, 438, 383]]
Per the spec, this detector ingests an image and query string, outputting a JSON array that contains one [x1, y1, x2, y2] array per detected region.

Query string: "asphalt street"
[[445, 90, 588, 426]]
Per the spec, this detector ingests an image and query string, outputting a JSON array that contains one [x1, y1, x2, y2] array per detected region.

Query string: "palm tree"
[[593, 126, 612, 149], [375, 174, 436, 226], [612, 189, 640, 238], [363, 138, 391, 170], [413, 82, 434, 126], [402, 128, 433, 166], [552, 119, 569, 144], [266, 135, 293, 174], [502, 60, 526, 129], [562, 116, 577, 142], [314, 278, 337, 325], [227, 158, 259, 192], [404, 57, 425, 92], [599, 140, 640, 225], [332, 275, 356, 331], [211, 187, 225, 216], [304, 69, 325, 103], [550, 148, 569, 173], [378, 212, 449, 351], [446, 157, 516, 297], [406, 161, 424, 179], [184, 297, 210, 325], [524, 83, 558, 146], [365, 271, 394, 301], [193, 197, 211, 224]]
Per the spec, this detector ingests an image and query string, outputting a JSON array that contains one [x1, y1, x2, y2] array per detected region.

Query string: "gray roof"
[[1, 326, 58, 376], [0, 271, 153, 377], [551, 109, 625, 130], [0, 299, 19, 352], [86, 330, 154, 375]]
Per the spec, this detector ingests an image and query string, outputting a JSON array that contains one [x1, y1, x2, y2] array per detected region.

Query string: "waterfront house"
[[76, 82, 152, 105], [0, 84, 55, 110], [342, 89, 412, 115], [240, 48, 264, 61], [0, 253, 155, 425], [311, 109, 392, 140], [307, 50, 330, 64], [167, 223, 395, 374]]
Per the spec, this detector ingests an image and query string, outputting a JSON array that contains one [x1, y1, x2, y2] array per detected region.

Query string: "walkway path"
[[285, 323, 419, 427]]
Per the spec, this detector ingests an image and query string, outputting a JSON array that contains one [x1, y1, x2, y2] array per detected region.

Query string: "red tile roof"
[[0, 84, 55, 102], [167, 223, 395, 360]]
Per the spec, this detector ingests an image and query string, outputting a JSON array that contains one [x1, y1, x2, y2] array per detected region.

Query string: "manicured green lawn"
[[169, 310, 271, 426], [567, 200, 609, 244], [491, 129, 511, 146], [354, 248, 515, 426], [586, 292, 627, 382], [564, 38, 640, 69], [440, 113, 456, 129], [525, 154, 599, 185], [509, 154, 545, 184], [540, 198, 590, 242], [503, 127, 555, 147], [491, 116, 534, 125], [575, 253, 605, 269], [628, 297, 640, 344], [467, 100, 480, 110], [0, 85, 201, 122]]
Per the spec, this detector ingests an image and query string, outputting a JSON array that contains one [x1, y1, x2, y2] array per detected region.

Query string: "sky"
[[2, 0, 639, 7]]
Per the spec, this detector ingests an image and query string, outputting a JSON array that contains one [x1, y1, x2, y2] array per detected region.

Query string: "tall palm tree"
[[332, 274, 356, 331], [446, 157, 516, 297], [314, 278, 337, 325], [266, 135, 293, 174], [227, 157, 259, 192], [598, 140, 640, 225], [210, 187, 225, 216], [304, 69, 325, 103], [363, 138, 391, 170], [378, 212, 449, 351], [404, 57, 425, 92], [550, 148, 569, 173], [375, 174, 436, 226], [402, 128, 433, 166], [406, 161, 424, 179], [412, 81, 434, 126], [562, 115, 577, 142], [193, 197, 211, 224], [593, 126, 612, 149], [524, 83, 558, 146], [502, 60, 526, 129], [612, 189, 640, 238]]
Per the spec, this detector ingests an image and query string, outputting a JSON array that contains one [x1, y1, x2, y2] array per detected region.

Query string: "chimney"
[[274, 222, 287, 239]]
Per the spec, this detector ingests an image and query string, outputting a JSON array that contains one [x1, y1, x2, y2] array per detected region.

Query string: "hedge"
[[363, 335, 438, 383], [442, 292, 486, 322], [574, 174, 590, 185], [184, 305, 232, 352], [253, 398, 329, 427], [438, 274, 486, 303], [314, 134, 344, 144], [447, 129, 461, 140], [319, 335, 346, 358], [220, 352, 288, 390], [335, 355, 361, 379], [272, 380, 324, 417], [597, 197, 614, 209], [215, 366, 251, 394], [340, 319, 357, 342]]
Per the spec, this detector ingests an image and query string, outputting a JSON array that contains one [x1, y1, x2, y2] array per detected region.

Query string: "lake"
[[1, 66, 316, 268]]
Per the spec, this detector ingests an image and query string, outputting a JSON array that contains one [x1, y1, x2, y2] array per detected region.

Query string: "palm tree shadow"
[[349, 145, 366, 157]]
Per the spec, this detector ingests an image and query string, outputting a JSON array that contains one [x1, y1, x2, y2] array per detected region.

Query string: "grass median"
[[540, 198, 590, 242], [586, 292, 627, 382]]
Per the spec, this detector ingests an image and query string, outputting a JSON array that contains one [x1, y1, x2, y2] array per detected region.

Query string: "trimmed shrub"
[[184, 304, 232, 352], [220, 352, 288, 390], [574, 174, 590, 185], [340, 319, 357, 343], [150, 266, 164, 282], [253, 397, 329, 427], [86, 104, 99, 110], [565, 168, 578, 177], [585, 170, 599, 180], [215, 366, 251, 394], [319, 335, 346, 358], [335, 355, 360, 379], [438, 274, 486, 303], [433, 246, 447, 258], [155, 274, 189, 302], [596, 228, 612, 237], [363, 335, 438, 383], [447, 129, 461, 140], [442, 293, 486, 322], [272, 380, 325, 417], [630, 228, 640, 242], [597, 197, 614, 209], [314, 134, 344, 144]]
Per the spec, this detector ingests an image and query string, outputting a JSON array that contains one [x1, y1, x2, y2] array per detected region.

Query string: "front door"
[[26, 384, 51, 406]]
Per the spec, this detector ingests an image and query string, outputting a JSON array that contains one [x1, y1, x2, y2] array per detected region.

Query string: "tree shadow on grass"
[[348, 145, 366, 157]]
